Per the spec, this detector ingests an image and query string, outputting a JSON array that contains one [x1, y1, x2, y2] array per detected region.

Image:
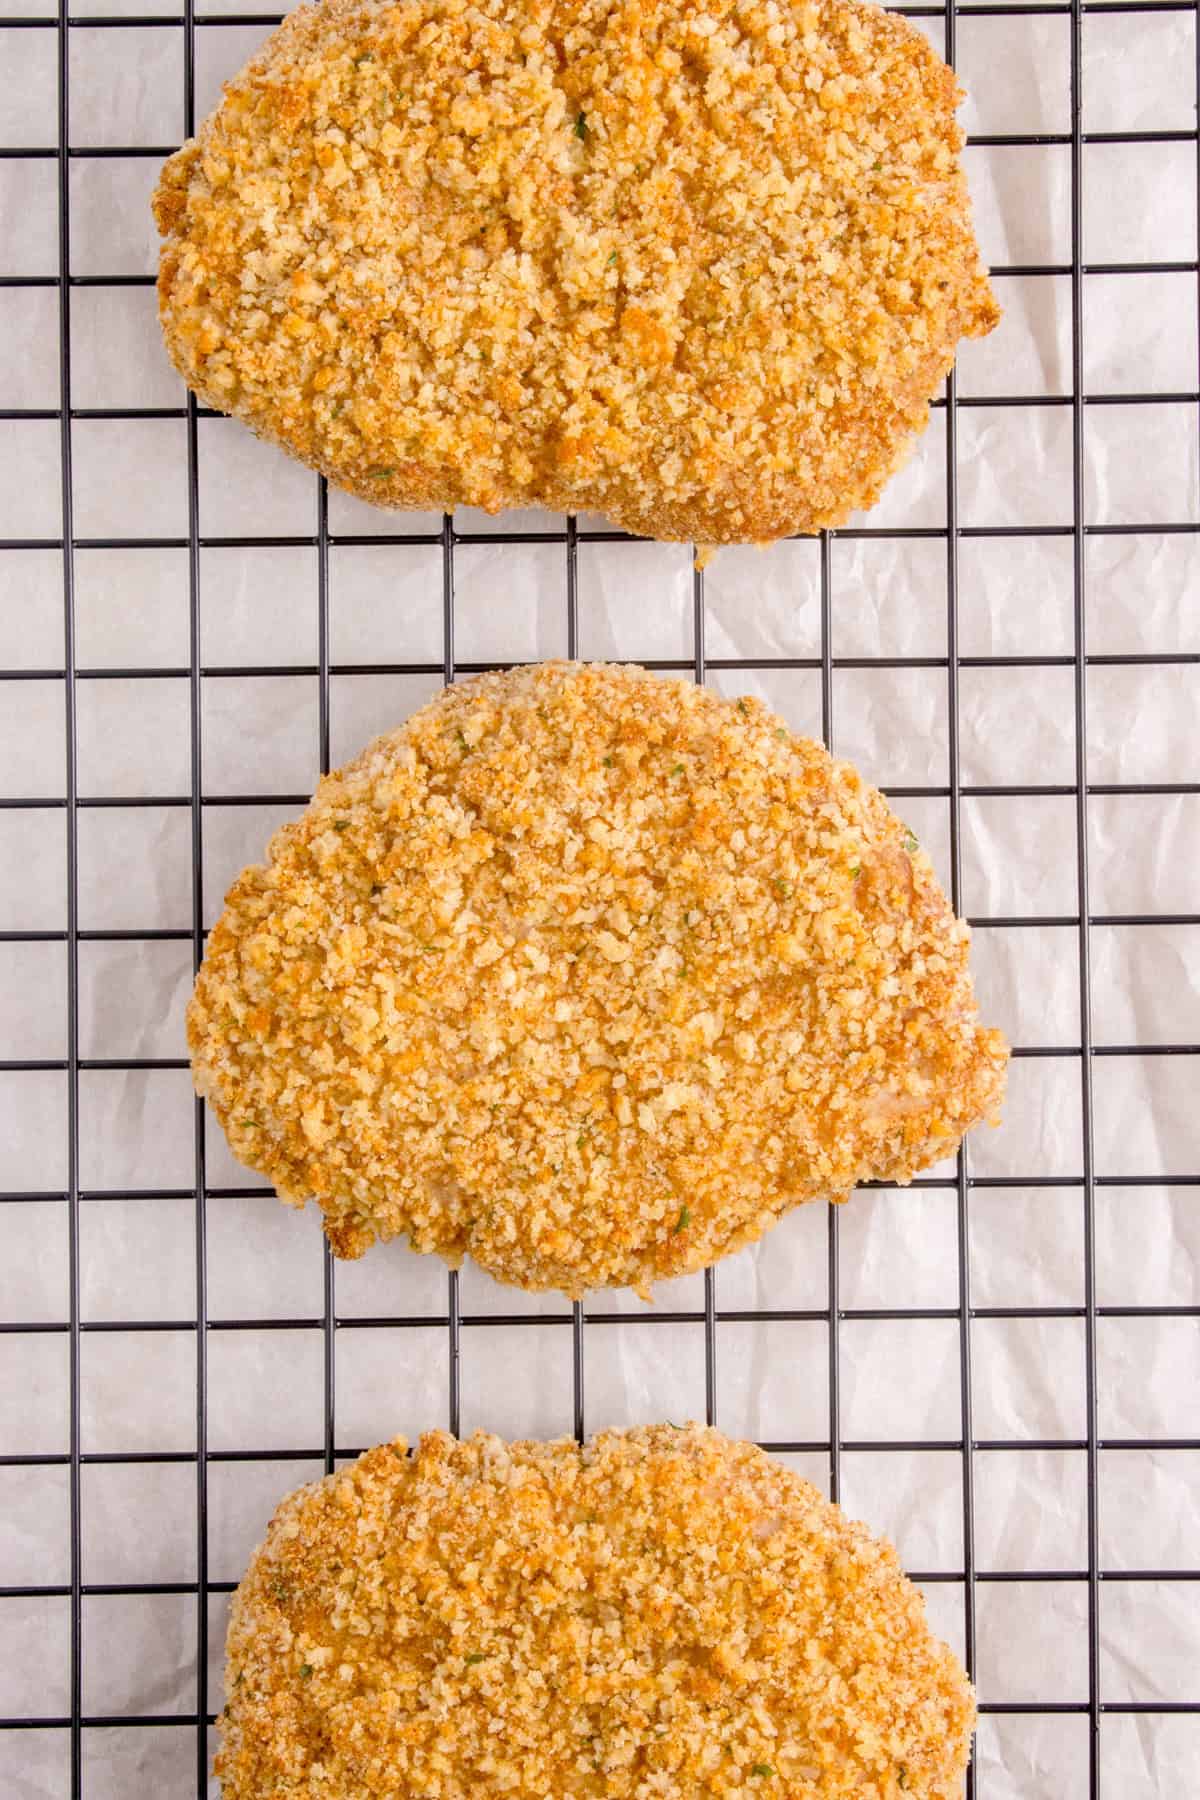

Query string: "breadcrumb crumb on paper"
[[153, 0, 998, 545], [216, 1424, 976, 1799], [187, 662, 1007, 1295]]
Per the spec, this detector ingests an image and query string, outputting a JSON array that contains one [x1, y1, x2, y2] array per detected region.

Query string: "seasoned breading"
[[188, 663, 1007, 1294], [216, 1425, 976, 1799], [154, 0, 997, 545]]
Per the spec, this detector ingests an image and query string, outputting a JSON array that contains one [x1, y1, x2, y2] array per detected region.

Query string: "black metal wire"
[[689, 564, 720, 1433], [564, 522, 587, 1446], [1, 7, 1197, 1796], [179, 4, 212, 1784], [1069, 2, 1104, 1787], [316, 473, 337, 1499], [945, 8, 981, 1777], [818, 533, 844, 1515], [1, 0, 1198, 21], [439, 513, 462, 1446], [51, 0, 82, 1785]]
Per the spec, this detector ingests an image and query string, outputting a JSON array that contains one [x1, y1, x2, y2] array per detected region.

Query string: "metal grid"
[[0, 0, 1197, 1794]]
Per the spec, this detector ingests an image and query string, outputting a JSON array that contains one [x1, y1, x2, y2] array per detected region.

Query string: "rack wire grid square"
[[0, 0, 1198, 1794]]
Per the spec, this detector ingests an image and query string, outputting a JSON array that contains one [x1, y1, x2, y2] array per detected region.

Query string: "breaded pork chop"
[[188, 663, 1007, 1295], [154, 0, 997, 545], [216, 1425, 976, 1799]]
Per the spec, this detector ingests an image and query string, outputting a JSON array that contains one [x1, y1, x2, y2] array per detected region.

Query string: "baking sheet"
[[1, 4, 1198, 1795]]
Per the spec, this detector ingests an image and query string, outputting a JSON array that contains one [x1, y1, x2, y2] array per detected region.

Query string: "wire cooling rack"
[[0, 1, 1198, 1795]]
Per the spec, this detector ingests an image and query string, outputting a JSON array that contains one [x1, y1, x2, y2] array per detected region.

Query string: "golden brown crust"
[[187, 663, 1007, 1294], [154, 0, 997, 545], [216, 1425, 976, 1799]]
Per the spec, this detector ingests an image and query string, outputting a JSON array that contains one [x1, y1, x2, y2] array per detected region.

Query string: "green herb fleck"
[[606, 250, 618, 266], [299, 1663, 313, 1680], [773, 877, 792, 897], [574, 111, 588, 140], [464, 1652, 487, 1665], [233, 1670, 244, 1688], [671, 762, 685, 776], [849, 863, 861, 878], [736, 697, 749, 715], [903, 831, 919, 855], [603, 754, 614, 767], [673, 1205, 691, 1235], [367, 465, 395, 478], [390, 1443, 405, 1460], [238, 1118, 256, 1128], [751, 1768, 775, 1781], [270, 1580, 290, 1606], [354, 51, 375, 65], [872, 158, 882, 170], [333, 819, 350, 831], [775, 726, 787, 739]]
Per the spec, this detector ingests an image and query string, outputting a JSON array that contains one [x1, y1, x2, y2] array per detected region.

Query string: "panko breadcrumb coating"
[[188, 663, 1007, 1294], [154, 0, 997, 545], [216, 1425, 975, 1798]]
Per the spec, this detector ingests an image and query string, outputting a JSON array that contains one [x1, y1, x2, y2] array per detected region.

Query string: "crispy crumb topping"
[[154, 0, 997, 544], [187, 663, 1007, 1294], [216, 1425, 976, 1798]]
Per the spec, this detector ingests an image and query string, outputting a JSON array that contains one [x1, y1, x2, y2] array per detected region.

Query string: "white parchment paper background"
[[0, 2, 1198, 1795]]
